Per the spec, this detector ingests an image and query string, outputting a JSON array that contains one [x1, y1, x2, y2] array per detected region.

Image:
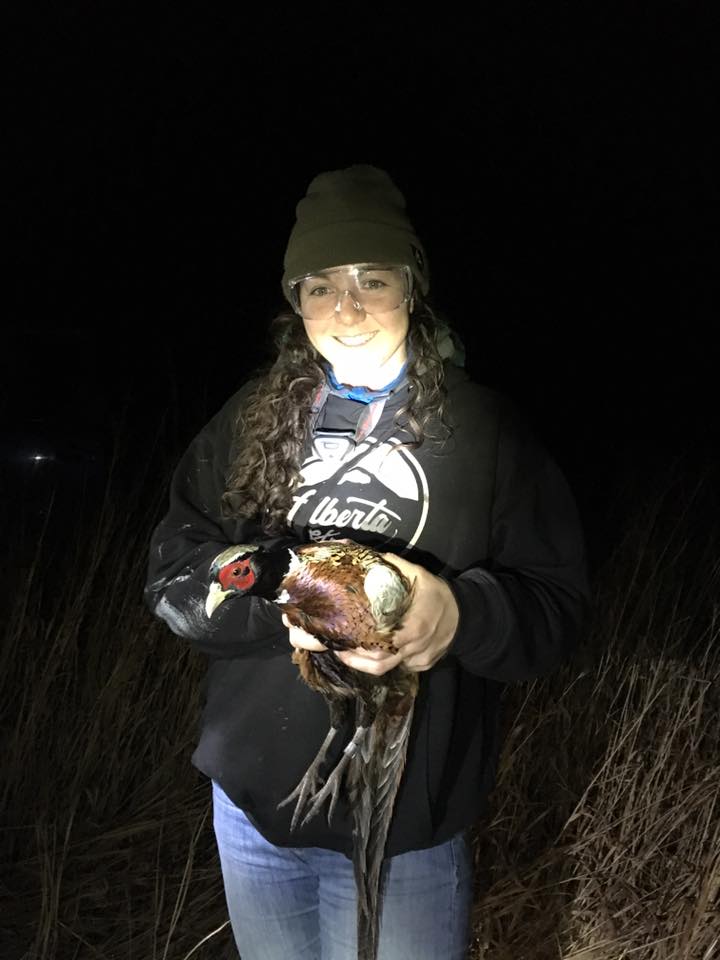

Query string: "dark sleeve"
[[144, 388, 298, 660], [446, 403, 591, 681]]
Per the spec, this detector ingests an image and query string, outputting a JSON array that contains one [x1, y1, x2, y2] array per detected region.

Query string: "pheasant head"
[[205, 545, 263, 617], [205, 543, 296, 617]]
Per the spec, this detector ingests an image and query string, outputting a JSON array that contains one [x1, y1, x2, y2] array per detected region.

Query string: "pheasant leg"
[[299, 722, 370, 827], [297, 688, 386, 827], [277, 725, 341, 831], [278, 695, 351, 831]]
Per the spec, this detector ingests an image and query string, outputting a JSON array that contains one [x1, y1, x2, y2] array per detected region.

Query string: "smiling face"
[[296, 264, 411, 389]]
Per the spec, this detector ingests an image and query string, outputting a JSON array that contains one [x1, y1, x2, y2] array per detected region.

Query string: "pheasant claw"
[[299, 725, 369, 828], [278, 726, 339, 831]]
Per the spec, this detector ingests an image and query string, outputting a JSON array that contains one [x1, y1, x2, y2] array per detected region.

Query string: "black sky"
[[3, 5, 717, 563]]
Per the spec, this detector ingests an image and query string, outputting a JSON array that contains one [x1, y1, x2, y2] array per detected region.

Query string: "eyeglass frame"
[[287, 263, 414, 319]]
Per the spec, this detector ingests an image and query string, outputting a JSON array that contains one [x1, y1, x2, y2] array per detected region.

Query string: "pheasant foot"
[[277, 726, 339, 831], [299, 724, 369, 828]]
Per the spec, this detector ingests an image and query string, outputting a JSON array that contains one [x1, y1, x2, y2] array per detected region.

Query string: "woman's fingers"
[[335, 648, 403, 676], [282, 612, 405, 674], [283, 618, 328, 652]]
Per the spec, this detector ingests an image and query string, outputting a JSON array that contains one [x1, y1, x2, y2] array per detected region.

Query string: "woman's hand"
[[283, 617, 327, 654], [283, 616, 404, 674], [283, 554, 459, 676]]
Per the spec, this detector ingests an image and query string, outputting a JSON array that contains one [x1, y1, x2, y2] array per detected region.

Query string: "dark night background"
[[3, 5, 717, 576]]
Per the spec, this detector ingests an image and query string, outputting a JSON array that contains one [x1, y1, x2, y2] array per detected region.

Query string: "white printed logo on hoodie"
[[287, 435, 429, 549]]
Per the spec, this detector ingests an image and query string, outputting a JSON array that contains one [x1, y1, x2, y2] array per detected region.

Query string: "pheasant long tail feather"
[[350, 699, 415, 960]]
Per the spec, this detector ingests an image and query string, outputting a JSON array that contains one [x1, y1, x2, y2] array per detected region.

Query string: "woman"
[[145, 165, 590, 959]]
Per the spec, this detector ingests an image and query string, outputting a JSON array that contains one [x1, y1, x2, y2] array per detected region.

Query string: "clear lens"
[[292, 264, 410, 321]]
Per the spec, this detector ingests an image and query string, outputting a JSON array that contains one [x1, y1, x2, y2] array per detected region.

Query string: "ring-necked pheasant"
[[205, 540, 416, 960]]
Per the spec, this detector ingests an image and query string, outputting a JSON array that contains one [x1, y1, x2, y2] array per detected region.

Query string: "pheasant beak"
[[205, 581, 231, 618]]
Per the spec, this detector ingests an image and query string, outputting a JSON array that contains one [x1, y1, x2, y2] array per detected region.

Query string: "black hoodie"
[[145, 364, 590, 856]]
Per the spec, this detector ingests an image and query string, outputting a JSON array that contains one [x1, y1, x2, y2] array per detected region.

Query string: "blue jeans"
[[212, 781, 473, 959]]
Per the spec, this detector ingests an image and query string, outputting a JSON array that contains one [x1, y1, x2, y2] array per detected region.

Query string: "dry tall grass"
[[1, 456, 718, 959]]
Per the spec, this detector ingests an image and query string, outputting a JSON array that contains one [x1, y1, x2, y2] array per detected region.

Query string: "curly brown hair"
[[222, 300, 448, 533]]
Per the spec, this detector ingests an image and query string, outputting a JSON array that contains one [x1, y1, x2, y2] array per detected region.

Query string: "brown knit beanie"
[[282, 165, 429, 304]]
